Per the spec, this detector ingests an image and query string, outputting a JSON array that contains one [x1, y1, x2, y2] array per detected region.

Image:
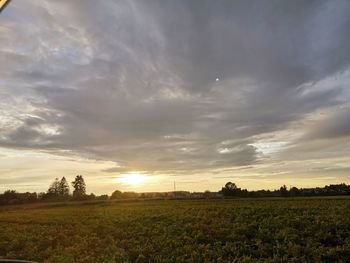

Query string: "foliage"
[[71, 175, 86, 200], [44, 177, 71, 201], [47, 178, 60, 196], [110, 190, 123, 200], [0, 198, 349, 262], [220, 182, 350, 198], [1, 182, 350, 205], [221, 182, 248, 197], [280, 185, 289, 197], [0, 190, 38, 205], [59, 177, 70, 197]]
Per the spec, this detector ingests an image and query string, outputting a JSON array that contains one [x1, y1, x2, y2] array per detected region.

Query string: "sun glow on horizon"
[[117, 172, 147, 186]]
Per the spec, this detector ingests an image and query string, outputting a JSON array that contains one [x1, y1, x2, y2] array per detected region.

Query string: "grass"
[[1, 197, 350, 262]]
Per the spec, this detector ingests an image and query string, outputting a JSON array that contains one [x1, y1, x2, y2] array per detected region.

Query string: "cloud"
[[0, 0, 350, 182], [303, 108, 350, 140]]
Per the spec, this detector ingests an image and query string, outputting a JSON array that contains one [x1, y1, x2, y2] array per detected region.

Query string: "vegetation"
[[45, 177, 70, 201], [1, 178, 350, 205], [0, 198, 349, 262], [71, 175, 87, 200], [220, 182, 350, 198]]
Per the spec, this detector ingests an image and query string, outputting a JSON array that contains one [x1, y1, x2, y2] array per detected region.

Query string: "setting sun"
[[117, 172, 147, 186]]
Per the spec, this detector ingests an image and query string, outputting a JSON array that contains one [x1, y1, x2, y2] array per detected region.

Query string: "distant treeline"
[[1, 176, 350, 205], [220, 182, 350, 197]]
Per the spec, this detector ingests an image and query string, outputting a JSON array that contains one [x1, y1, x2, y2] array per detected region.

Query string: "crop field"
[[0, 198, 350, 263]]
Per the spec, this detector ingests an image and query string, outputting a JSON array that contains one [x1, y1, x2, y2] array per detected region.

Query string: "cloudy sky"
[[0, 0, 350, 194]]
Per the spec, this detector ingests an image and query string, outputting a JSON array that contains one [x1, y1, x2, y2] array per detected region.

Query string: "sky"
[[0, 0, 350, 194]]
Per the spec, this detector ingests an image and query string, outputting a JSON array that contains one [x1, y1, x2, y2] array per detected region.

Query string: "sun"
[[118, 172, 147, 185]]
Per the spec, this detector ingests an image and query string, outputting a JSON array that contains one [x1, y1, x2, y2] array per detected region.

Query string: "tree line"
[[220, 182, 350, 197], [1, 177, 350, 205], [44, 175, 88, 201], [0, 175, 108, 205]]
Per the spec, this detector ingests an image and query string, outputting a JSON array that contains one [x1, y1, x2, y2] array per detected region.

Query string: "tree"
[[0, 190, 38, 205], [225, 182, 238, 191], [289, 187, 300, 197], [71, 175, 86, 200], [46, 177, 70, 200], [3, 190, 17, 199], [59, 177, 70, 197], [221, 182, 241, 197], [280, 185, 289, 197], [110, 190, 123, 199], [48, 178, 60, 196]]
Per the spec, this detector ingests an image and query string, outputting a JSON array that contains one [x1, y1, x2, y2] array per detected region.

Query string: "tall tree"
[[59, 177, 70, 197], [72, 175, 86, 200]]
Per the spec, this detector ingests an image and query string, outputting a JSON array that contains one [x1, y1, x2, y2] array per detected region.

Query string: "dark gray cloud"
[[1, 0, 350, 176], [304, 108, 350, 140]]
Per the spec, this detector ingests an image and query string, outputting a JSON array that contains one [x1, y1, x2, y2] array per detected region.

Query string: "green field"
[[1, 198, 350, 262]]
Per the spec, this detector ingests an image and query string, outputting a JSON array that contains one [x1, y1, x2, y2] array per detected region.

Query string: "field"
[[0, 198, 350, 263]]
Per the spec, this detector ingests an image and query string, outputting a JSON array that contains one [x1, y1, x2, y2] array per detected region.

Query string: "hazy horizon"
[[1, 0, 350, 195]]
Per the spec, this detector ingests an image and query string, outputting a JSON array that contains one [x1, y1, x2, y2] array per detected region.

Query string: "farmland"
[[0, 198, 350, 262]]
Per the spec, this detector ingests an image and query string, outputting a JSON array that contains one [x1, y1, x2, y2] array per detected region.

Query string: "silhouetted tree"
[[72, 175, 86, 200], [289, 187, 300, 197], [48, 178, 60, 196], [225, 182, 238, 191], [110, 190, 123, 199], [280, 185, 289, 197], [0, 190, 38, 205], [59, 177, 70, 197], [45, 177, 70, 200], [3, 190, 17, 200], [221, 182, 243, 197]]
